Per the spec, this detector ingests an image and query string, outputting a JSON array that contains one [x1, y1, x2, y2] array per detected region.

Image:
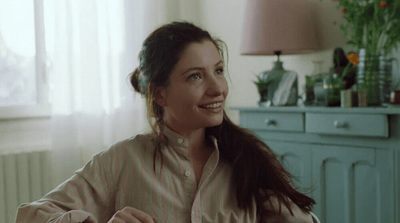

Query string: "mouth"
[[199, 102, 223, 109]]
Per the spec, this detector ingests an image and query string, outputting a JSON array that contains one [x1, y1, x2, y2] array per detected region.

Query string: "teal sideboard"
[[231, 106, 400, 223]]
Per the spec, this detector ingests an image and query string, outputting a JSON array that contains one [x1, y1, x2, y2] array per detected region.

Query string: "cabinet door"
[[264, 140, 313, 193], [312, 144, 394, 223]]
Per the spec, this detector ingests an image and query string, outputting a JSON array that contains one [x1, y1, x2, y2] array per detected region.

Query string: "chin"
[[205, 116, 224, 127]]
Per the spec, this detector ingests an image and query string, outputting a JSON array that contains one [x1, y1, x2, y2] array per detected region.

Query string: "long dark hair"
[[207, 113, 315, 219], [130, 21, 315, 220]]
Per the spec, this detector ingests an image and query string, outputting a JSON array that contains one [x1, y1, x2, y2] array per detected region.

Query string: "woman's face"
[[156, 40, 228, 134]]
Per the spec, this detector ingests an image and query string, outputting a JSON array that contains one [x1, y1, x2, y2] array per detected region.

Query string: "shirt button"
[[177, 138, 184, 144], [185, 170, 191, 177]]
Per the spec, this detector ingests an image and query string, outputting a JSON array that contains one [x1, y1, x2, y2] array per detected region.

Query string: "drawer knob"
[[334, 120, 348, 128], [264, 118, 277, 126]]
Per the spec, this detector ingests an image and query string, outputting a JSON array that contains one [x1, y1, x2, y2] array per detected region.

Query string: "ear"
[[153, 86, 167, 107]]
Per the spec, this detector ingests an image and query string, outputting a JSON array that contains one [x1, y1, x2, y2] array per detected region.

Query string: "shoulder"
[[108, 132, 155, 152], [93, 133, 157, 163], [78, 133, 157, 179]]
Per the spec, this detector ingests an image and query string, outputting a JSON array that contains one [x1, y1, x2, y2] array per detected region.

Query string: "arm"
[[16, 151, 114, 223]]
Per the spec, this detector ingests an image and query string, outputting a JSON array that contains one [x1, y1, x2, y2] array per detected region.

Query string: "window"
[[0, 0, 49, 119]]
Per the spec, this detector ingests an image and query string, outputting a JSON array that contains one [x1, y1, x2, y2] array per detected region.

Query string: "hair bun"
[[130, 67, 142, 94]]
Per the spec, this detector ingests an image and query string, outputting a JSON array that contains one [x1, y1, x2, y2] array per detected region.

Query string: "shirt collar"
[[161, 125, 219, 157], [162, 125, 189, 149]]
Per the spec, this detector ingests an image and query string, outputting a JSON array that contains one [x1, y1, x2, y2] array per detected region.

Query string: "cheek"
[[222, 79, 229, 96], [167, 87, 198, 107]]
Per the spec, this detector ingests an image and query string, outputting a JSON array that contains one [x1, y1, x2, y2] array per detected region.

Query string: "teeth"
[[203, 102, 222, 109]]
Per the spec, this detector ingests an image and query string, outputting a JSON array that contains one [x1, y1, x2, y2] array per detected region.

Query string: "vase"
[[357, 49, 385, 106], [258, 89, 270, 107]]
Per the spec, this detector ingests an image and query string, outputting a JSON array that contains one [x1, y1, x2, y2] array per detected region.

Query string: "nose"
[[206, 75, 226, 96]]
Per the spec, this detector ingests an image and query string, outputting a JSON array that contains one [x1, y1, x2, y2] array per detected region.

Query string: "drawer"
[[305, 113, 388, 137], [240, 111, 304, 132]]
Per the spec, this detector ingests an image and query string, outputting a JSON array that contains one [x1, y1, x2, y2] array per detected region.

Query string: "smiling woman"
[[16, 22, 316, 223], [156, 41, 228, 135]]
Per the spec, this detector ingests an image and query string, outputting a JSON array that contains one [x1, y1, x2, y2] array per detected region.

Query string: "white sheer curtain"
[[43, 0, 170, 186]]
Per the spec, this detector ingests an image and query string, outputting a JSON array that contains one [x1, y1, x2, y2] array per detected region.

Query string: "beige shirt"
[[16, 127, 314, 223]]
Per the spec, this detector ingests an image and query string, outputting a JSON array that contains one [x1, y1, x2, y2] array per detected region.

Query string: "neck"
[[183, 128, 207, 150], [272, 61, 284, 71], [165, 122, 208, 151], [177, 127, 211, 160], [184, 128, 213, 180]]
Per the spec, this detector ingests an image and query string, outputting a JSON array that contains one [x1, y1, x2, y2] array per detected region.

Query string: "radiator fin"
[[0, 151, 51, 223]]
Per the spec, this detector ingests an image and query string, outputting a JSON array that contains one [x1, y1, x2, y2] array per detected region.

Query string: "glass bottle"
[[323, 71, 342, 106], [310, 60, 325, 106]]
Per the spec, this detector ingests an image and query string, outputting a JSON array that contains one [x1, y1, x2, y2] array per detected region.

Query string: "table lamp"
[[241, 0, 320, 106]]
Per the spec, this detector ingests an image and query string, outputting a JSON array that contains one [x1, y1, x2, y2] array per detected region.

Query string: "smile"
[[200, 102, 223, 109]]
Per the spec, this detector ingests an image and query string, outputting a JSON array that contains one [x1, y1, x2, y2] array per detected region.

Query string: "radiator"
[[0, 151, 51, 223]]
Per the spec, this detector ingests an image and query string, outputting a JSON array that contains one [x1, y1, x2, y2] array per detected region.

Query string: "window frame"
[[0, 0, 50, 120]]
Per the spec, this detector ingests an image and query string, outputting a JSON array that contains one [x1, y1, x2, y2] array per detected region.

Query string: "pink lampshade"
[[241, 0, 320, 55]]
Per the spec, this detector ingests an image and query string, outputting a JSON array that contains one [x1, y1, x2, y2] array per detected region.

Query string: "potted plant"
[[338, 0, 400, 55], [337, 0, 400, 105], [253, 76, 272, 106]]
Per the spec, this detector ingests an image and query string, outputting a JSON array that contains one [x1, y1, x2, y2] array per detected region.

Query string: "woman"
[[17, 22, 316, 223]]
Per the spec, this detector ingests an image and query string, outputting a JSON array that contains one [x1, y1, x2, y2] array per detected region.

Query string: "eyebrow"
[[181, 60, 224, 75]]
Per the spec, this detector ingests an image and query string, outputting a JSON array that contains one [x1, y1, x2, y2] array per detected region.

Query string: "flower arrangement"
[[337, 0, 400, 55], [342, 51, 359, 88]]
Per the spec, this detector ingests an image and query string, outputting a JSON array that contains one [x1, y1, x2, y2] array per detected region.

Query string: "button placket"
[[191, 194, 202, 223]]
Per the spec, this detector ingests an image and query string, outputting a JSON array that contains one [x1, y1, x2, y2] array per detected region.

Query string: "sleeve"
[[16, 149, 116, 223], [262, 193, 314, 223]]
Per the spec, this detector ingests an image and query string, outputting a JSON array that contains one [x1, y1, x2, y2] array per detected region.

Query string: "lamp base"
[[259, 59, 298, 106]]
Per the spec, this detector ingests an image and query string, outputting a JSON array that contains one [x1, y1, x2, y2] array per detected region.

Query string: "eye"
[[215, 67, 224, 75], [187, 73, 202, 80]]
